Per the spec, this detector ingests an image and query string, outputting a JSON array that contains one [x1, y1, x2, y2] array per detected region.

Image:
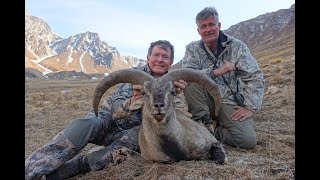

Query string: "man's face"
[[147, 45, 173, 77], [197, 15, 221, 46]]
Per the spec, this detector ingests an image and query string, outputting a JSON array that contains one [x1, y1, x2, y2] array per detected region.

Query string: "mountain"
[[224, 4, 295, 61], [25, 11, 146, 77], [25, 11, 62, 73], [170, 4, 295, 70]]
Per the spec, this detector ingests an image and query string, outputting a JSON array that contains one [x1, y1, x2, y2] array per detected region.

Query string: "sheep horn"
[[161, 69, 221, 117], [93, 69, 153, 117]]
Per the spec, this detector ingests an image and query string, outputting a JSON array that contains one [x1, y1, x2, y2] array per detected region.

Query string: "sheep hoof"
[[210, 143, 226, 164]]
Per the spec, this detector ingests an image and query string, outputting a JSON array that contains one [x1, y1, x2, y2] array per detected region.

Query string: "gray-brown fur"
[[93, 68, 227, 164]]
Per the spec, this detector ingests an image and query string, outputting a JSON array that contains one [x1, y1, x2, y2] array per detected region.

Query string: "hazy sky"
[[26, 0, 295, 64]]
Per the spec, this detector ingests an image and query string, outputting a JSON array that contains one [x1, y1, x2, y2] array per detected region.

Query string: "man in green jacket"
[[182, 7, 265, 149]]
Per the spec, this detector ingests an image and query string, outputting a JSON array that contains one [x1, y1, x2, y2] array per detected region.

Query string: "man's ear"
[[218, 22, 221, 30], [147, 55, 150, 62]]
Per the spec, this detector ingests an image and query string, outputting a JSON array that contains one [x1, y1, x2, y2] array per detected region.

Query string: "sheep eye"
[[141, 91, 146, 95]]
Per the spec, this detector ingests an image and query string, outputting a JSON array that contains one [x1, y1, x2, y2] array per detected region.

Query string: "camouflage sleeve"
[[108, 83, 138, 120], [236, 43, 265, 112], [181, 42, 216, 79], [181, 43, 202, 69]]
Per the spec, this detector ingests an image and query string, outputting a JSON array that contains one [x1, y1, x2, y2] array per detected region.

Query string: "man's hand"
[[213, 61, 236, 77], [173, 80, 188, 94], [131, 85, 143, 103], [231, 106, 254, 121]]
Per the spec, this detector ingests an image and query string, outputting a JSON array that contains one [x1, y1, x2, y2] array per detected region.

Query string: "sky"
[[25, 0, 295, 64]]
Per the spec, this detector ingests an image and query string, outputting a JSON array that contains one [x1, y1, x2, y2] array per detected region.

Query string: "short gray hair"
[[148, 40, 175, 62], [195, 7, 219, 24]]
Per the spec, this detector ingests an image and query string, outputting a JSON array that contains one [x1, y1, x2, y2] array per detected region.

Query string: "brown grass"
[[269, 58, 283, 64], [25, 55, 295, 179]]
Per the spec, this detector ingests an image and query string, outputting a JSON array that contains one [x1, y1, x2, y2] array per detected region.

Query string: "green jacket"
[[181, 31, 265, 112]]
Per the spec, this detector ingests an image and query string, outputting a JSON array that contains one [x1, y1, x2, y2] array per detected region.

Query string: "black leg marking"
[[210, 142, 226, 164], [159, 135, 186, 161]]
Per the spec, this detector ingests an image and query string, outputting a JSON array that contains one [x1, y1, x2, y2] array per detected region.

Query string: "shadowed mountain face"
[[224, 4, 294, 50], [170, 4, 295, 71], [224, 4, 295, 62]]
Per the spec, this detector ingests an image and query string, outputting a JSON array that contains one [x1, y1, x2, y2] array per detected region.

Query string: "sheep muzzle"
[[153, 114, 165, 122]]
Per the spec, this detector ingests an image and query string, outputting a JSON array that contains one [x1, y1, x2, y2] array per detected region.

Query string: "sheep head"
[[142, 78, 176, 122], [93, 68, 221, 118]]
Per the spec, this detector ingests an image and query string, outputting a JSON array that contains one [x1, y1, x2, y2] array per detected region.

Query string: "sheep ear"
[[129, 97, 144, 110]]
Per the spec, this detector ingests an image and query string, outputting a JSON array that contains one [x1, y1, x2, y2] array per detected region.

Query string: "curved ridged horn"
[[161, 69, 221, 117], [93, 69, 153, 117]]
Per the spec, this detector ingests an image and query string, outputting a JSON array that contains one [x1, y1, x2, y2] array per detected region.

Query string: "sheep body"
[[93, 69, 227, 164], [137, 78, 226, 163]]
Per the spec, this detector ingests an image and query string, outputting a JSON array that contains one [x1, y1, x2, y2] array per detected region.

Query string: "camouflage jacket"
[[181, 31, 265, 112], [99, 65, 187, 129]]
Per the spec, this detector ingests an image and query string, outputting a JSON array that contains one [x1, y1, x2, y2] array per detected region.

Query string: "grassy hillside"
[[25, 43, 295, 179]]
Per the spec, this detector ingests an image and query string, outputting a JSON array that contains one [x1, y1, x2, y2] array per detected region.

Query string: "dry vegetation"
[[25, 54, 295, 179]]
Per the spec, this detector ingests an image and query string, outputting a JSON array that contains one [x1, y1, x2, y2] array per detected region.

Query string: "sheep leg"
[[210, 142, 227, 164]]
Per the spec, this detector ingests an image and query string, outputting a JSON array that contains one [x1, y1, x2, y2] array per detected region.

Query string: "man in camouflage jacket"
[[182, 7, 265, 149], [25, 40, 187, 180]]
